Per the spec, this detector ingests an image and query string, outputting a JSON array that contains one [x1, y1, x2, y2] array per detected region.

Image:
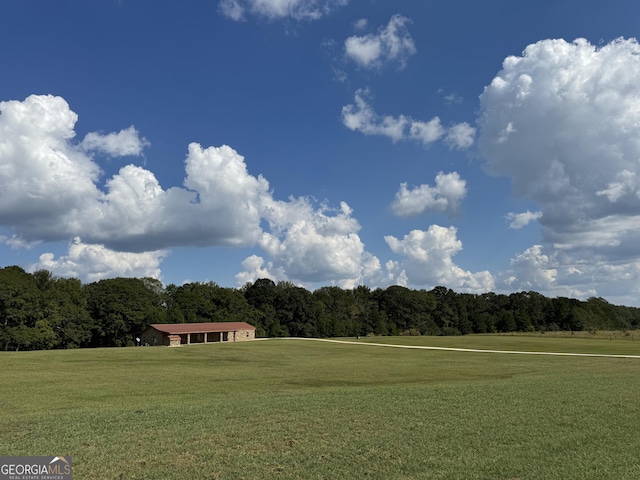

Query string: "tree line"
[[1, 265, 639, 351]]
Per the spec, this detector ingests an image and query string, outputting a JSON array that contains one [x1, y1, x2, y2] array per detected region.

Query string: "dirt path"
[[269, 337, 640, 359]]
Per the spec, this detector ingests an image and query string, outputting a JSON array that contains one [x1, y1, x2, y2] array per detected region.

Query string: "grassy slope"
[[354, 333, 640, 354], [2, 336, 640, 479]]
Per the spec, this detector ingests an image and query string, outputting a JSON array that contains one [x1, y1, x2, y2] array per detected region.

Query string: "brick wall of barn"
[[234, 329, 256, 341], [141, 328, 167, 346]]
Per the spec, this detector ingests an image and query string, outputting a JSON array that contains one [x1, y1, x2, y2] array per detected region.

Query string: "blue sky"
[[2, 0, 640, 305]]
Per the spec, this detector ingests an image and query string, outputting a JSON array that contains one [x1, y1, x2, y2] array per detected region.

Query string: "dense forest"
[[1, 265, 639, 351]]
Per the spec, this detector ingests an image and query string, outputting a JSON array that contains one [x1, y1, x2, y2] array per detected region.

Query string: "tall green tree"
[[376, 286, 437, 335], [85, 277, 165, 347], [314, 286, 360, 337], [242, 278, 278, 336], [274, 281, 319, 337], [167, 282, 256, 326], [0, 266, 50, 350], [46, 276, 93, 348]]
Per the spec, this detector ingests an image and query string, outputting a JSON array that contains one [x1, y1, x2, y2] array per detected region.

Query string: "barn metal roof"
[[148, 322, 256, 335]]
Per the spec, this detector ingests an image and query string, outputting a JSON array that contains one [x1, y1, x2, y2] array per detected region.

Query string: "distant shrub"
[[441, 327, 462, 336], [400, 328, 421, 336]]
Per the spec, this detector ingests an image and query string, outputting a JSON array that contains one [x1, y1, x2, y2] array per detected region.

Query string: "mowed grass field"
[[2, 335, 640, 480]]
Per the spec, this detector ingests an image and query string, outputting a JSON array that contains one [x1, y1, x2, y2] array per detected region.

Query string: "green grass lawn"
[[2, 336, 640, 479]]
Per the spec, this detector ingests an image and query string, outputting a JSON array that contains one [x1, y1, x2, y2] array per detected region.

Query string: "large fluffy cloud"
[[2, 94, 389, 285], [235, 254, 283, 286], [218, 0, 347, 21], [503, 245, 558, 292], [384, 226, 495, 293], [31, 237, 167, 283], [391, 172, 467, 217], [256, 198, 383, 287], [235, 198, 389, 288], [479, 38, 640, 249], [342, 89, 475, 149], [498, 244, 632, 302], [479, 37, 640, 301], [344, 14, 416, 69], [0, 95, 102, 231], [499, 242, 640, 306], [0, 95, 270, 250], [87, 143, 270, 251]]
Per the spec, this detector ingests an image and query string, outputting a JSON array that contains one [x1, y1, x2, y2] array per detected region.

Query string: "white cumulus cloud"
[[504, 245, 557, 291], [596, 169, 639, 202], [85, 143, 272, 250], [409, 118, 445, 145], [0, 95, 273, 251], [342, 89, 476, 148], [344, 14, 416, 69], [384, 226, 495, 293], [1, 94, 396, 286], [391, 172, 467, 217], [479, 37, 640, 301], [506, 210, 542, 229], [2, 94, 451, 288], [80, 126, 149, 157], [500, 245, 603, 300], [258, 198, 372, 285], [235, 254, 285, 286], [445, 122, 476, 150], [0, 95, 102, 238], [31, 237, 168, 283]]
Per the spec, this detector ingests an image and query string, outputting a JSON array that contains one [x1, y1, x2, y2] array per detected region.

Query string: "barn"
[[141, 322, 256, 347]]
